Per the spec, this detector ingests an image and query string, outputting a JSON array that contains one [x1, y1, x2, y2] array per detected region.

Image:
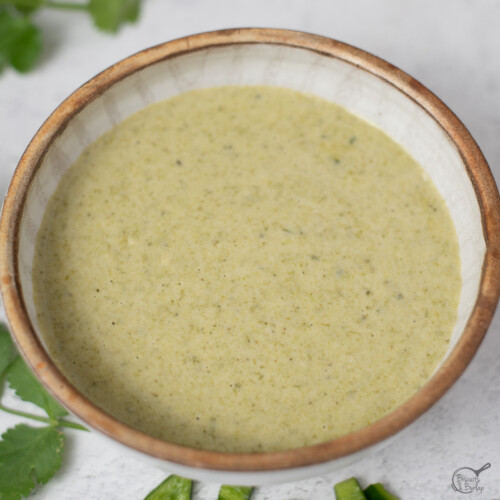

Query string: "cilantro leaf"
[[6, 356, 68, 419], [0, 424, 64, 500], [0, 324, 17, 378], [88, 0, 140, 33], [3, 1, 44, 15], [0, 8, 42, 73]]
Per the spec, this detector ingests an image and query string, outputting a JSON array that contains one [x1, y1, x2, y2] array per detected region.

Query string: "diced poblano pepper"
[[217, 485, 254, 500], [144, 475, 193, 500], [334, 477, 367, 500], [364, 483, 399, 500]]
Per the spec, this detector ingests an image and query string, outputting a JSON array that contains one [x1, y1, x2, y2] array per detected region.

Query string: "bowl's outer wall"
[[1, 29, 499, 483]]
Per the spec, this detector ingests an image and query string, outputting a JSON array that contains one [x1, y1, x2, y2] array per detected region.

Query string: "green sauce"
[[33, 86, 461, 452]]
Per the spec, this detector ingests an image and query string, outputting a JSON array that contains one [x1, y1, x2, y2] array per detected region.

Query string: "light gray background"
[[1, 1, 499, 498]]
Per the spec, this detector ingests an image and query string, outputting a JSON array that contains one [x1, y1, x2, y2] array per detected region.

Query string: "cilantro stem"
[[56, 419, 89, 431], [59, 421, 88, 431], [44, 1, 88, 11], [0, 403, 57, 424], [0, 404, 88, 431], [0, 0, 88, 12]]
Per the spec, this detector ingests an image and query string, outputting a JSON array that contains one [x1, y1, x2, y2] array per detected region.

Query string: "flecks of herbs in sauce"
[[33, 86, 461, 452]]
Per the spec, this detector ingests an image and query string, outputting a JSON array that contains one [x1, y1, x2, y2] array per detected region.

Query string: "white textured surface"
[[1, 0, 499, 498]]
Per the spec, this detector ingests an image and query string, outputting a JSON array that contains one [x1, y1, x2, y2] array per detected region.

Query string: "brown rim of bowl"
[[1, 28, 499, 472]]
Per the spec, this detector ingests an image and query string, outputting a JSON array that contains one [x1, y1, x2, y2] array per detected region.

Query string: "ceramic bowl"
[[1, 29, 499, 485]]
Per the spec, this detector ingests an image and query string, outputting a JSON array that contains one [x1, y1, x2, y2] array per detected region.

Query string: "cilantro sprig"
[[0, 323, 87, 500], [0, 0, 142, 74]]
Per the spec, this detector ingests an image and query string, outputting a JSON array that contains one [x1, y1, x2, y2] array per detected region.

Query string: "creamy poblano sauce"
[[33, 86, 461, 452]]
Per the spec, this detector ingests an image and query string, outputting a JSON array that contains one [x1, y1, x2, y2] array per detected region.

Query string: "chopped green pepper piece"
[[217, 485, 254, 500], [144, 475, 192, 500], [334, 477, 367, 500], [364, 483, 399, 500]]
